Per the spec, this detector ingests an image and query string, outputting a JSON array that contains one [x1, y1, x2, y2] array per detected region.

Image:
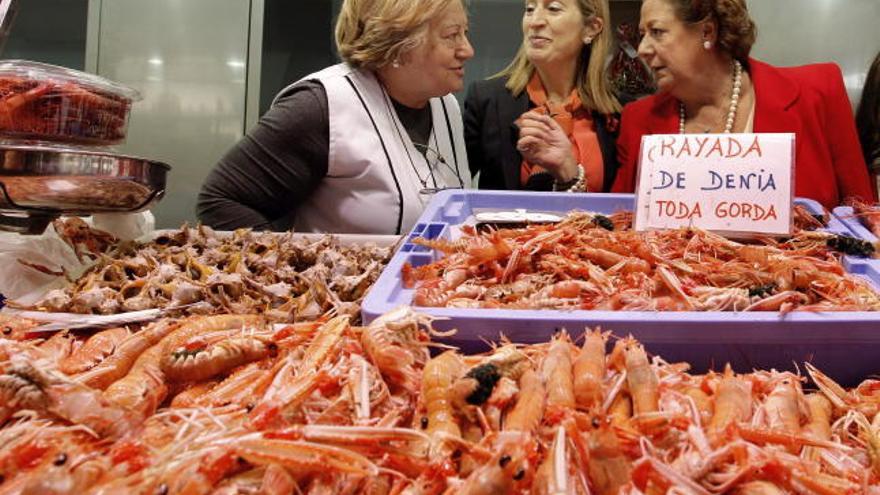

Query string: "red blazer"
[[611, 59, 875, 209]]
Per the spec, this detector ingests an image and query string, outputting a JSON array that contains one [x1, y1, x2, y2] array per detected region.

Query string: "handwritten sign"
[[634, 133, 795, 235]]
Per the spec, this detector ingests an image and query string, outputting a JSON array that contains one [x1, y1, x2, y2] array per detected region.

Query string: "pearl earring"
[[703, 40, 712, 50], [584, 36, 593, 44], [392, 60, 400, 68]]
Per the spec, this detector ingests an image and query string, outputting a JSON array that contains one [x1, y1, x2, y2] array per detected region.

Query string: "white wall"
[[90, 0, 251, 229], [749, 0, 880, 110]]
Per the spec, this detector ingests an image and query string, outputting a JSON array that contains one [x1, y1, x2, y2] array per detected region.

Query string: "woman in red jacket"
[[611, 0, 875, 209]]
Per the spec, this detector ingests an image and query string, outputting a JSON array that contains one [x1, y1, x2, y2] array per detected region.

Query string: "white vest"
[[275, 63, 469, 234]]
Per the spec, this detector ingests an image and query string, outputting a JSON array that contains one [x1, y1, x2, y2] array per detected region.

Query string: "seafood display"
[[24, 223, 394, 322], [5, 187, 880, 493], [52, 217, 119, 263], [2, 309, 880, 494], [404, 210, 880, 311], [0, 61, 137, 145], [849, 200, 880, 240], [0, 61, 168, 235]]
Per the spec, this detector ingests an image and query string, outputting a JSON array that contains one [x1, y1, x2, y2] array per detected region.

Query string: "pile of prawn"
[[2, 308, 880, 494], [404, 210, 880, 312], [848, 199, 880, 241], [400, 329, 880, 495], [0, 308, 437, 494], [22, 224, 393, 322]]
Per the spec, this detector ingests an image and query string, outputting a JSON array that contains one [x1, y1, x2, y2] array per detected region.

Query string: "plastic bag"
[[90, 210, 155, 242], [0, 211, 155, 305], [0, 224, 86, 305]]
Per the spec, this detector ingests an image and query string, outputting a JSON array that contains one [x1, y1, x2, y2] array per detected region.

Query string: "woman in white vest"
[[197, 0, 474, 234]]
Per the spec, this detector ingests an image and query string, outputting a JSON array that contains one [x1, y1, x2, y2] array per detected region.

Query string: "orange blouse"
[[520, 73, 604, 191]]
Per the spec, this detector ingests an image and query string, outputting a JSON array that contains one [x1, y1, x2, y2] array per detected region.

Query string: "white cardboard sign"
[[634, 133, 795, 235]]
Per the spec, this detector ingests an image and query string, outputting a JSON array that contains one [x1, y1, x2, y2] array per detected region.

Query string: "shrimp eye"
[[420, 417, 429, 429], [513, 468, 526, 480], [245, 402, 255, 412], [591, 417, 601, 428], [2, 326, 11, 335], [499, 455, 511, 467], [156, 483, 169, 495], [53, 453, 68, 466]]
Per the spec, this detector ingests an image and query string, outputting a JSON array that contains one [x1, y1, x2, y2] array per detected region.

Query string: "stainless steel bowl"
[[0, 142, 170, 233]]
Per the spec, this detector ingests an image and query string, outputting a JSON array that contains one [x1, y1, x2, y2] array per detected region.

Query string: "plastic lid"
[[0, 59, 142, 101]]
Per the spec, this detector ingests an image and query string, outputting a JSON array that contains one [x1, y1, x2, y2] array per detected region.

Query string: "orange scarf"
[[520, 73, 604, 191]]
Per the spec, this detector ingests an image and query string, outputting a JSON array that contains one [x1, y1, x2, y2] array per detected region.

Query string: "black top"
[[197, 80, 432, 231], [391, 98, 433, 152], [463, 76, 624, 192]]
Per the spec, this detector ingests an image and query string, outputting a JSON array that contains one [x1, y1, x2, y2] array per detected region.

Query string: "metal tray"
[[0, 142, 170, 233]]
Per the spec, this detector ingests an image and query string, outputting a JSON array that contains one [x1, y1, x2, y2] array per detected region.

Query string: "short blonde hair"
[[497, 0, 620, 115], [335, 0, 457, 71]]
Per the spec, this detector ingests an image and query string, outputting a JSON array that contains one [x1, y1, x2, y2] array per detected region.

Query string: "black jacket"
[[464, 76, 623, 192]]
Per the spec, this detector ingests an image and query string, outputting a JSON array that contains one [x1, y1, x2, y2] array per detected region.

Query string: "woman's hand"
[[516, 111, 579, 183]]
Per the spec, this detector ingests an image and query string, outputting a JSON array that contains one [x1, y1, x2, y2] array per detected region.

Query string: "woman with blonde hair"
[[612, 0, 874, 208], [464, 0, 623, 192], [198, 0, 474, 234]]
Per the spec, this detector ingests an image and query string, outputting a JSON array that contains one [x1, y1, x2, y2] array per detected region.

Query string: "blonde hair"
[[497, 0, 620, 114], [335, 0, 457, 71]]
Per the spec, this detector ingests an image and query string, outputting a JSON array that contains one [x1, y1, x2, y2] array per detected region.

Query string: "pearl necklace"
[[679, 59, 742, 134]]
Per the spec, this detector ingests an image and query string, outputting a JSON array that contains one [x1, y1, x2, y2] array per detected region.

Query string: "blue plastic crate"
[[831, 205, 880, 299], [362, 191, 880, 385], [832, 206, 877, 242]]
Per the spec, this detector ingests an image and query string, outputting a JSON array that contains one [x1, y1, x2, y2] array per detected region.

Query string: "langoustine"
[[2, 310, 880, 494]]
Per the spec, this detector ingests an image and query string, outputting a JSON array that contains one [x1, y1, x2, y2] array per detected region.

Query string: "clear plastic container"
[[0, 60, 141, 145]]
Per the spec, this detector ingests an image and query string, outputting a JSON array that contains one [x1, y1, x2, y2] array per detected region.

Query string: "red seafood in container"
[[0, 60, 140, 145]]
